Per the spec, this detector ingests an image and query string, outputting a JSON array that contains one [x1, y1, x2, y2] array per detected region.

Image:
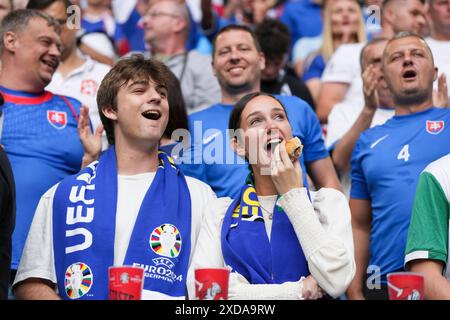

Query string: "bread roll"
[[285, 137, 303, 161]]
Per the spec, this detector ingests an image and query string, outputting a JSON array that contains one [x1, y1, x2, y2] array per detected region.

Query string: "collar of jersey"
[[0, 86, 53, 105]]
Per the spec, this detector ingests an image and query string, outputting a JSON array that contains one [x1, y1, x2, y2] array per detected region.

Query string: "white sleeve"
[[187, 197, 305, 300], [277, 188, 355, 298], [321, 44, 357, 84], [325, 103, 351, 149], [187, 197, 231, 299], [13, 185, 58, 288]]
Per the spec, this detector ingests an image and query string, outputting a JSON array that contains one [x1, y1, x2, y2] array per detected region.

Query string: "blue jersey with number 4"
[[350, 107, 450, 280]]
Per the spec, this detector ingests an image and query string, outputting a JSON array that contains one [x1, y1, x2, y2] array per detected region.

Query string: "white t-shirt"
[[14, 174, 216, 300], [46, 57, 111, 149], [321, 42, 365, 109], [326, 102, 395, 197], [426, 37, 450, 95]]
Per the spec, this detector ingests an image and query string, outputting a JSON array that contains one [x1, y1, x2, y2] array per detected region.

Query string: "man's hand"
[[433, 73, 448, 108], [78, 106, 103, 167], [362, 64, 379, 111]]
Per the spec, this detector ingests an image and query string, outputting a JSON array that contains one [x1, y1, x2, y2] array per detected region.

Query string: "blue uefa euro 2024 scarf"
[[52, 147, 191, 300], [221, 177, 309, 284]]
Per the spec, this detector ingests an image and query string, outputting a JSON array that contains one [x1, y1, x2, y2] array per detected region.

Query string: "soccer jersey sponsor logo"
[[149, 224, 182, 258], [47, 110, 68, 129], [426, 120, 445, 135], [80, 79, 99, 96], [64, 262, 93, 299]]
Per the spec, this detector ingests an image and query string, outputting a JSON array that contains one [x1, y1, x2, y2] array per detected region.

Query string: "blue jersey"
[[182, 95, 328, 199], [350, 107, 450, 280], [0, 87, 84, 269], [280, 0, 323, 46]]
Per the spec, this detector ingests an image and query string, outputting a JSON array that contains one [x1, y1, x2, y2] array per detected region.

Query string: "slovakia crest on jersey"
[[426, 120, 445, 135], [47, 110, 67, 129]]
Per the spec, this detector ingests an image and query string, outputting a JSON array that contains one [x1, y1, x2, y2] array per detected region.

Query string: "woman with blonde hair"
[[301, 0, 366, 101]]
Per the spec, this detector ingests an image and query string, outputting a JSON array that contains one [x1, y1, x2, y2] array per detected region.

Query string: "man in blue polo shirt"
[[0, 9, 84, 283], [182, 24, 341, 199], [347, 32, 450, 300]]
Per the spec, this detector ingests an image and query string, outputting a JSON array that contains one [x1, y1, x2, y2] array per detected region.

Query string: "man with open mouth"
[[12, 55, 217, 300], [348, 32, 450, 300], [0, 9, 85, 292]]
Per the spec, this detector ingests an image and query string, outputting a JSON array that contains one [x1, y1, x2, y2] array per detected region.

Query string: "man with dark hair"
[[0, 9, 85, 285], [183, 24, 341, 199], [255, 19, 315, 110], [347, 32, 450, 299], [13, 55, 216, 300], [27, 0, 111, 149]]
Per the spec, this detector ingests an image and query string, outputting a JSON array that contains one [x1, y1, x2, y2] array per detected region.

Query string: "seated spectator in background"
[[317, 0, 427, 123], [111, 0, 203, 53], [79, 0, 129, 63], [404, 153, 450, 300], [27, 0, 111, 150], [255, 18, 315, 110], [141, 0, 221, 113], [326, 38, 395, 197], [183, 25, 341, 199], [280, 0, 323, 47], [0, 9, 84, 284], [302, 0, 366, 102], [426, 0, 450, 97], [347, 32, 450, 300], [111, 0, 149, 52], [0, 94, 16, 300], [200, 0, 278, 42], [13, 55, 216, 300], [187, 92, 355, 300]]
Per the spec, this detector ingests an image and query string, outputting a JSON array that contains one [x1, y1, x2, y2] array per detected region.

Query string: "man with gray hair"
[[347, 32, 450, 299], [0, 9, 84, 286], [141, 0, 220, 113]]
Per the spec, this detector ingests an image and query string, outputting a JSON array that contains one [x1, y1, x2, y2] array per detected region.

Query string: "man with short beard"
[[184, 25, 341, 199], [347, 32, 450, 300]]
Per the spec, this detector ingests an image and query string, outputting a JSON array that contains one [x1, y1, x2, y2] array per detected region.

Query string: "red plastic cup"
[[195, 268, 230, 300], [387, 272, 424, 300], [109, 266, 144, 300]]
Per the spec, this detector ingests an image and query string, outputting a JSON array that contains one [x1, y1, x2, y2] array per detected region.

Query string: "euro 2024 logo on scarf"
[[64, 262, 93, 299], [150, 224, 182, 258]]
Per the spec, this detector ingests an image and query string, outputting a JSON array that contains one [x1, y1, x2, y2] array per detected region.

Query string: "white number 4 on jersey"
[[397, 144, 410, 162]]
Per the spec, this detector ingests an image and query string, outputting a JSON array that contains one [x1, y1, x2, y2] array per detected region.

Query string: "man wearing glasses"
[[141, 0, 220, 114]]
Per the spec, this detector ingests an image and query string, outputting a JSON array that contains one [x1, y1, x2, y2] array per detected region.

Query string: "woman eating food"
[[187, 92, 355, 300]]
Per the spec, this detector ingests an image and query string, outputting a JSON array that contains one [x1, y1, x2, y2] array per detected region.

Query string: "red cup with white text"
[[109, 266, 144, 300], [387, 272, 424, 300], [195, 268, 230, 300]]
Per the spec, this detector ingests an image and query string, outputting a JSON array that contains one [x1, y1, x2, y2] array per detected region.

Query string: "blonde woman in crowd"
[[300, 0, 366, 101]]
